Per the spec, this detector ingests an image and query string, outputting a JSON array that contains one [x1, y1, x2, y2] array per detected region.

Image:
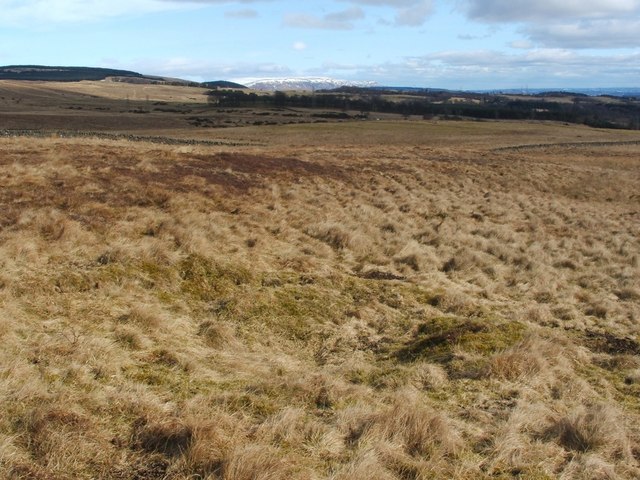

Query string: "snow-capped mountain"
[[239, 77, 377, 91]]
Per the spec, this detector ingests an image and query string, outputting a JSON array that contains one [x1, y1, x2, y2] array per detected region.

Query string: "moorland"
[[0, 78, 639, 479]]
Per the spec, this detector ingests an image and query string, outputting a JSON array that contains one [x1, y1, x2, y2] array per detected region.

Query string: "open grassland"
[[0, 79, 211, 104], [0, 120, 639, 479]]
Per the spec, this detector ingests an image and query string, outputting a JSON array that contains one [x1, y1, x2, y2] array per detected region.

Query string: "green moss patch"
[[179, 253, 253, 302], [397, 316, 526, 363], [127, 363, 215, 401]]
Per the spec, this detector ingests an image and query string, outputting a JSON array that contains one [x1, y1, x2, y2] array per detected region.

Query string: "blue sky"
[[1, 0, 639, 88]]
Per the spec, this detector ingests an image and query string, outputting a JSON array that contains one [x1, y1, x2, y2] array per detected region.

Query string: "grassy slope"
[[0, 120, 639, 479], [0, 79, 210, 103]]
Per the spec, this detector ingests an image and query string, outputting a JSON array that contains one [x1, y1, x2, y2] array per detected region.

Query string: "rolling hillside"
[[0, 65, 145, 82]]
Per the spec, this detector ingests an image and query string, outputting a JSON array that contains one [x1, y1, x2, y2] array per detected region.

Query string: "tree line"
[[207, 89, 640, 130]]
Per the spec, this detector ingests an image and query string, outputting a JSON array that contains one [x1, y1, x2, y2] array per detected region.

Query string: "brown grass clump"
[[120, 304, 164, 331], [306, 222, 354, 250], [221, 445, 294, 480], [409, 362, 449, 390], [551, 404, 632, 458], [9, 402, 115, 478], [487, 336, 549, 380], [426, 289, 478, 315], [373, 392, 463, 459], [330, 449, 398, 480], [197, 320, 238, 349], [133, 416, 194, 457]]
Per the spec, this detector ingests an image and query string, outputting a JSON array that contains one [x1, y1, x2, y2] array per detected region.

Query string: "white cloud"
[[128, 56, 291, 81], [458, 31, 493, 41], [308, 48, 640, 88], [340, 0, 435, 26], [525, 19, 640, 48], [510, 40, 534, 49], [293, 41, 307, 51], [394, 0, 434, 26], [284, 7, 365, 30], [458, 0, 640, 23], [458, 0, 640, 49], [0, 0, 274, 25], [0, 0, 178, 24], [109, 47, 640, 88], [0, 0, 437, 29], [405, 49, 640, 87], [326, 7, 367, 22], [224, 8, 258, 19]]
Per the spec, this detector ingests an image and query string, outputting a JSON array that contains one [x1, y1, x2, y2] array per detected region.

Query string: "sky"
[[1, 0, 639, 89]]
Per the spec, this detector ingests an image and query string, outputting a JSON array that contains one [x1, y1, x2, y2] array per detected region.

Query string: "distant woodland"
[[208, 88, 640, 130]]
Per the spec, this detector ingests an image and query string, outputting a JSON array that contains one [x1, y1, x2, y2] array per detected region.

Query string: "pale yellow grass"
[[0, 79, 211, 103], [164, 118, 640, 148]]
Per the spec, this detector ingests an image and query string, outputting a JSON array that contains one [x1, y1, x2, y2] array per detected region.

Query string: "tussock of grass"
[[133, 416, 194, 457], [487, 336, 548, 380], [306, 222, 354, 250], [373, 391, 463, 458], [551, 403, 632, 458]]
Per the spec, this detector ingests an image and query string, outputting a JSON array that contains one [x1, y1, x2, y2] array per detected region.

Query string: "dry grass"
[[0, 79, 211, 103], [0, 119, 639, 479]]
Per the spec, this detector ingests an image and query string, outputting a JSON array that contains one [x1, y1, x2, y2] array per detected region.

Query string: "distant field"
[[203, 119, 640, 148], [0, 81, 639, 479], [0, 79, 353, 132], [2, 79, 639, 139], [0, 79, 211, 102]]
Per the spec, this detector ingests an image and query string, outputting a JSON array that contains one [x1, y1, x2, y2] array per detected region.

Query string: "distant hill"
[[473, 87, 640, 98], [201, 80, 247, 89], [0, 65, 146, 82], [241, 77, 377, 91], [0, 66, 246, 89]]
